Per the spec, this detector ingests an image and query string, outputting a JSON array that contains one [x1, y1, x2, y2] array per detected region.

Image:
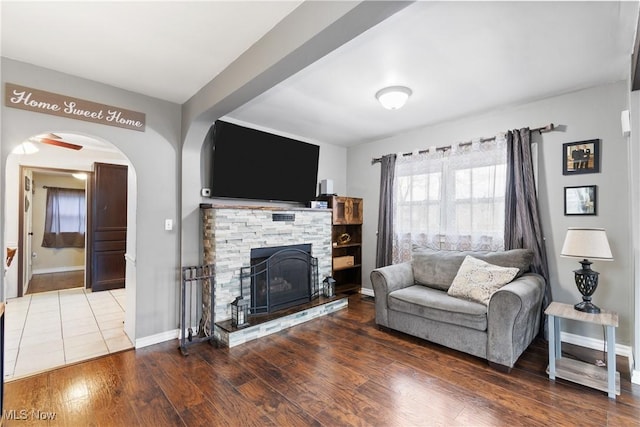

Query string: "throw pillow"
[[447, 255, 519, 305]]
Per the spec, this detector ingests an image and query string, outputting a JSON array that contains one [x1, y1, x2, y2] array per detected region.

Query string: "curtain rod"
[[371, 123, 556, 164]]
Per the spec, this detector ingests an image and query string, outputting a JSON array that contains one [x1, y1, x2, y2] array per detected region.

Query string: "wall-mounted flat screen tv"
[[210, 120, 320, 203]]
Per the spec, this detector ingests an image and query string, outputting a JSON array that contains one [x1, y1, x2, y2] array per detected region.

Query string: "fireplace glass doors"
[[241, 244, 319, 315]]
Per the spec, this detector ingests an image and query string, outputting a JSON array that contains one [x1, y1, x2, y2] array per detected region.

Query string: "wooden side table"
[[545, 301, 620, 398]]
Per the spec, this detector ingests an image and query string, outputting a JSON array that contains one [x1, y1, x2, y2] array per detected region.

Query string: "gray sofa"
[[370, 248, 545, 371]]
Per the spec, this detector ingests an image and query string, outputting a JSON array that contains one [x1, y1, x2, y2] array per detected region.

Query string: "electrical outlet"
[[164, 219, 173, 231]]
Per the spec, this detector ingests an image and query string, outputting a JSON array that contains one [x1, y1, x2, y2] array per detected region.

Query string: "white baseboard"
[[32, 266, 84, 275], [360, 287, 374, 297], [560, 331, 633, 358], [135, 329, 179, 349]]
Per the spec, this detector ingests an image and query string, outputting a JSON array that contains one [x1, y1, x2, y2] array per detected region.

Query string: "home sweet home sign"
[[4, 83, 145, 132]]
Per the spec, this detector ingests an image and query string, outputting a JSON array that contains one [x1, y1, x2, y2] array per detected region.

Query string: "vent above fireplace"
[[272, 213, 295, 222]]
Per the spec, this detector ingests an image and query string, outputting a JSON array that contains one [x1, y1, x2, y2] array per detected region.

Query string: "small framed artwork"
[[562, 139, 600, 175], [564, 185, 597, 215]]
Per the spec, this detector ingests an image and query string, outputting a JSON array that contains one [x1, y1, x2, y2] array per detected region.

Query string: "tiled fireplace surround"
[[201, 205, 347, 347]]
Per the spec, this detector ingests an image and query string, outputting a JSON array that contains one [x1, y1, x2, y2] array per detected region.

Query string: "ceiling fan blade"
[[42, 132, 62, 140], [39, 137, 83, 150]]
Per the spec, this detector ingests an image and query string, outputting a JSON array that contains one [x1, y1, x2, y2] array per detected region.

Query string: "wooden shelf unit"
[[322, 196, 363, 293]]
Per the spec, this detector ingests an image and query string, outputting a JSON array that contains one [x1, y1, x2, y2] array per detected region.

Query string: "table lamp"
[[560, 227, 613, 313]]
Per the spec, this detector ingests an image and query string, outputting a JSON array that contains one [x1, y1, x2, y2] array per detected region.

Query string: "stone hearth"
[[216, 295, 347, 347], [201, 205, 342, 345]]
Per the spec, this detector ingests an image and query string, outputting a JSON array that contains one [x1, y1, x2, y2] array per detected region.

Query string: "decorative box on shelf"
[[308, 200, 328, 209], [333, 256, 355, 269]]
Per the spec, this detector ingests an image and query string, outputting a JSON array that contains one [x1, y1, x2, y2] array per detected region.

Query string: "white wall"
[[1, 58, 181, 342], [628, 87, 640, 383], [348, 81, 633, 345]]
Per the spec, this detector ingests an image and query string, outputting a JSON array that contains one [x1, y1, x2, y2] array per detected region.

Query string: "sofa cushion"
[[447, 256, 519, 305], [412, 250, 467, 291], [388, 285, 487, 331], [474, 249, 533, 278], [411, 248, 533, 291]]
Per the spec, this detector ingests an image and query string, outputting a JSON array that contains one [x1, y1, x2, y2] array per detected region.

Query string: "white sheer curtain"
[[392, 136, 507, 263]]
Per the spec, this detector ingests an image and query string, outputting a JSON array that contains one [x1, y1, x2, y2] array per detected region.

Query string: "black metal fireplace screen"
[[241, 244, 319, 315]]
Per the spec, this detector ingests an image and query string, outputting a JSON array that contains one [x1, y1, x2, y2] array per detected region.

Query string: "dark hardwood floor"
[[26, 271, 84, 295], [4, 294, 639, 426]]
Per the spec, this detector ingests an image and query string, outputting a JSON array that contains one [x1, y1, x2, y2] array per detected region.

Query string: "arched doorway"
[[3, 132, 137, 380]]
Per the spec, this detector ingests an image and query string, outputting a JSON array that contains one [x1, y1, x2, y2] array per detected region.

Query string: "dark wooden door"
[[88, 163, 127, 292]]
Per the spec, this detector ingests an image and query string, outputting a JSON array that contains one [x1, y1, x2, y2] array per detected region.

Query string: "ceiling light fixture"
[[375, 85, 412, 110], [11, 141, 39, 155]]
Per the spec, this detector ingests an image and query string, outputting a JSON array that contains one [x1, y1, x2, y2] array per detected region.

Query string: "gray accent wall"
[[1, 58, 182, 340], [628, 86, 639, 382], [348, 80, 633, 345]]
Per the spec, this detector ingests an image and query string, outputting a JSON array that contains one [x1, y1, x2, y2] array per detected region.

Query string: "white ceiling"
[[1, 0, 302, 104], [2, 1, 639, 148]]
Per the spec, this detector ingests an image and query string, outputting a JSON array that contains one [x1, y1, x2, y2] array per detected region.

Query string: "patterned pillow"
[[447, 256, 519, 305]]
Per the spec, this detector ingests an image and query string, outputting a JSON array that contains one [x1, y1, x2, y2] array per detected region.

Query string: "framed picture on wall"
[[564, 185, 597, 215], [562, 139, 600, 175]]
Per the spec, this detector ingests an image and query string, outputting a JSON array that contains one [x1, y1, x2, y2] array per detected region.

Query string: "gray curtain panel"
[[376, 154, 396, 268], [504, 128, 551, 337], [42, 187, 86, 248]]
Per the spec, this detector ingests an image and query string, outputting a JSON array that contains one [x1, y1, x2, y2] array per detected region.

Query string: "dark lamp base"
[[573, 259, 601, 314], [574, 300, 601, 314]]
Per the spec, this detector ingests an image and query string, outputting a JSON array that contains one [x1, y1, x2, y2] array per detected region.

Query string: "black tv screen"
[[210, 120, 320, 203]]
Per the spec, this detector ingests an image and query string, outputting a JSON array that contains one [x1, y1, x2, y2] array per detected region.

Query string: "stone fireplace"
[[201, 205, 340, 346]]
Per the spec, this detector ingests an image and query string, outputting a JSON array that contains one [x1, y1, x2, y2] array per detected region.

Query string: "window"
[[451, 164, 506, 235], [42, 187, 86, 248], [393, 139, 507, 263]]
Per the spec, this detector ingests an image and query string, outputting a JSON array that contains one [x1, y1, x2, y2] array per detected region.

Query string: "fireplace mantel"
[[199, 203, 330, 213]]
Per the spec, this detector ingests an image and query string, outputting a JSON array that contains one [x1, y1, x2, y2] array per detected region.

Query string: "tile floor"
[[3, 287, 133, 381]]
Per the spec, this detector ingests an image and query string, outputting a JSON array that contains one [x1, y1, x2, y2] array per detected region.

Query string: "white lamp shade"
[[375, 86, 412, 110], [560, 227, 613, 260]]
